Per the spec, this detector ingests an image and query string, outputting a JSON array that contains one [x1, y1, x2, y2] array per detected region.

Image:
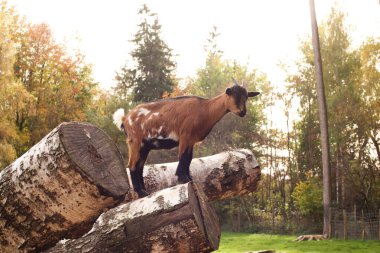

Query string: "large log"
[[0, 122, 130, 253], [142, 149, 261, 201], [46, 182, 220, 253]]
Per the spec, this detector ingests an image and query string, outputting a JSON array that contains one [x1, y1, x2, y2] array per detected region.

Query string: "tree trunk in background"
[[140, 149, 261, 201], [336, 145, 340, 206], [0, 122, 130, 253], [370, 135, 380, 163], [340, 146, 345, 206], [309, 0, 332, 237], [46, 182, 220, 253], [240, 197, 254, 229]]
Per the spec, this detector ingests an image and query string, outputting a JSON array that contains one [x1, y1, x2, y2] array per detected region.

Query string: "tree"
[[86, 91, 131, 159], [186, 27, 272, 232], [289, 6, 380, 216], [14, 23, 97, 149], [190, 26, 225, 98], [188, 27, 268, 158], [292, 178, 323, 220], [309, 0, 331, 236], [347, 38, 380, 210], [0, 2, 32, 168], [116, 4, 176, 103], [357, 38, 380, 163], [0, 3, 98, 170]]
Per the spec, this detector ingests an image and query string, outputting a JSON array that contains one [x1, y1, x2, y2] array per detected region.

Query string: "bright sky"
[[9, 0, 380, 90], [6, 0, 379, 134]]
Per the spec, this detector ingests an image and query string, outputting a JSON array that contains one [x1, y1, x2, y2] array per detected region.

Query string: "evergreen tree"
[[116, 4, 176, 102], [190, 26, 226, 98], [188, 26, 268, 157]]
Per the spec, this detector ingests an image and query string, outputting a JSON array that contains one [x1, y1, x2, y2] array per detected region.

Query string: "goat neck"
[[203, 93, 229, 129]]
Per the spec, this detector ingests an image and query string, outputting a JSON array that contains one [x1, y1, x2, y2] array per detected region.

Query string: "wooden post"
[[46, 183, 220, 253], [0, 122, 130, 253], [237, 204, 241, 232], [354, 204, 357, 239], [141, 149, 260, 201], [328, 207, 332, 239], [378, 209, 380, 241], [361, 210, 365, 241], [343, 209, 347, 240]]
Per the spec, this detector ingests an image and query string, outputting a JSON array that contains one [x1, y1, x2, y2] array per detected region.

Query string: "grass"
[[216, 232, 380, 253]]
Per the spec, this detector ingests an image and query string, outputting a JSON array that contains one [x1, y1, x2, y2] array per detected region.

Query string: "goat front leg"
[[130, 158, 149, 198], [129, 143, 150, 198], [137, 146, 150, 195], [175, 142, 193, 184]]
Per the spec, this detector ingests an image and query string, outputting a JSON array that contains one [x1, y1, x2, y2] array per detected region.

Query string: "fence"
[[330, 208, 380, 240]]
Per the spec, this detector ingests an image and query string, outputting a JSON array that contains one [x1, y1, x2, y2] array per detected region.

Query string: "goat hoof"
[[177, 175, 192, 184], [137, 189, 149, 198]]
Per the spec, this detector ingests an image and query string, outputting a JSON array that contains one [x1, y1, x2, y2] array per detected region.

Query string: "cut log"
[[142, 149, 261, 201], [46, 182, 220, 253], [0, 122, 130, 253], [294, 235, 326, 241]]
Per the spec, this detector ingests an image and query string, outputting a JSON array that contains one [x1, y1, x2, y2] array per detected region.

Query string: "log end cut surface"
[[188, 182, 221, 251], [59, 122, 129, 197]]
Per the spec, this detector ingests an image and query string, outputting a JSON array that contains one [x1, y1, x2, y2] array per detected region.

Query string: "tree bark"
[[46, 182, 220, 253], [141, 149, 261, 201], [0, 122, 130, 253]]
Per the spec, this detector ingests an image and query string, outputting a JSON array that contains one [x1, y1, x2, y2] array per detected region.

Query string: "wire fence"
[[330, 208, 380, 240]]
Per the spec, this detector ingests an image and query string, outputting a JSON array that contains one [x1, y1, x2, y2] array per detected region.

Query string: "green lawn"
[[216, 232, 380, 253]]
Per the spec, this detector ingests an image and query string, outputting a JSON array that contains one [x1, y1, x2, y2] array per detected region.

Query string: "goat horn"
[[242, 79, 247, 88], [231, 77, 239, 86]]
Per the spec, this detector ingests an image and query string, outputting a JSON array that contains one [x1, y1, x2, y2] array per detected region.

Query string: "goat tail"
[[113, 108, 125, 131]]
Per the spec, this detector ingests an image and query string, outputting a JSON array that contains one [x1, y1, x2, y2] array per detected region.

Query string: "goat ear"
[[225, 87, 233, 95], [248, 91, 260, 97]]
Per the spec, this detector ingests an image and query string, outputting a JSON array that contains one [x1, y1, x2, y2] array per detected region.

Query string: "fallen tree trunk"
[[294, 235, 326, 241], [142, 149, 261, 201], [46, 182, 220, 253], [0, 122, 130, 253]]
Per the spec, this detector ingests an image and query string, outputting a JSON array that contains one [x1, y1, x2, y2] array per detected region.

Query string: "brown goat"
[[113, 81, 260, 197]]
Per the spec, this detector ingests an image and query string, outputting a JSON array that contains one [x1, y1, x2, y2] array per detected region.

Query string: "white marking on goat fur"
[[155, 129, 177, 141], [147, 128, 160, 139], [168, 132, 179, 141], [128, 115, 133, 126], [112, 108, 125, 130], [147, 112, 160, 121], [137, 107, 151, 117]]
